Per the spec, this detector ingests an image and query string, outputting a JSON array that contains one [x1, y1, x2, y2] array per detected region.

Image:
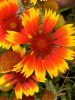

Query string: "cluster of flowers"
[[0, 0, 75, 99]]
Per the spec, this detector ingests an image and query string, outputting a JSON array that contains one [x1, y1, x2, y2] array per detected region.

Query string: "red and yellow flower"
[[0, 72, 39, 99], [0, 48, 25, 73], [0, 0, 22, 49], [6, 8, 75, 81], [0, 48, 38, 99]]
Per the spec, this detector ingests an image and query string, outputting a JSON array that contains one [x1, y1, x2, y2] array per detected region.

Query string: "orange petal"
[[29, 79, 39, 93], [51, 47, 75, 60], [6, 31, 29, 44], [0, 0, 18, 20], [52, 24, 75, 39], [0, 28, 18, 49], [13, 54, 30, 72], [21, 54, 36, 77], [50, 53, 69, 73], [44, 55, 58, 78], [21, 8, 39, 36], [22, 79, 39, 96], [35, 57, 46, 82], [15, 81, 22, 99], [53, 36, 75, 47], [0, 74, 14, 85], [43, 10, 59, 34], [22, 82, 31, 96]]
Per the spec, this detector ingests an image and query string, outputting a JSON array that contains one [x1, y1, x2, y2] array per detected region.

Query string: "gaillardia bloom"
[[0, 48, 38, 99], [6, 8, 75, 81], [0, 48, 25, 73], [0, 0, 22, 49], [0, 72, 39, 99]]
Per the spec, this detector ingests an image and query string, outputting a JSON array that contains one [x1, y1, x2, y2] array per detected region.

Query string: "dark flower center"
[[0, 50, 21, 71], [30, 34, 52, 56], [3, 17, 21, 31]]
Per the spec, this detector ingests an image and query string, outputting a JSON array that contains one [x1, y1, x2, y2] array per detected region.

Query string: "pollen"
[[0, 50, 21, 71]]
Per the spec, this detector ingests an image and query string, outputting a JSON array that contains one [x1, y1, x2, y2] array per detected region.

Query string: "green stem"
[[60, 76, 75, 79]]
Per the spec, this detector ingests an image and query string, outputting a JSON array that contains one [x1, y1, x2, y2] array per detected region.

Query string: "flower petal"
[[13, 54, 30, 72], [0, 74, 14, 85], [50, 53, 69, 73], [29, 79, 39, 95], [12, 45, 26, 57], [21, 8, 39, 36], [22, 82, 31, 96], [52, 24, 75, 39], [43, 10, 59, 34], [15, 81, 22, 99], [53, 36, 75, 47], [52, 47, 75, 60], [0, 0, 18, 20], [0, 28, 21, 49], [6, 31, 29, 44], [21, 54, 36, 77], [35, 57, 46, 82], [44, 55, 58, 78]]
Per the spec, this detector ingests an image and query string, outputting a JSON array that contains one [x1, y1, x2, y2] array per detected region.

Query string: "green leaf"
[[45, 80, 57, 94], [21, 44, 29, 48], [61, 95, 67, 100], [66, 83, 72, 100]]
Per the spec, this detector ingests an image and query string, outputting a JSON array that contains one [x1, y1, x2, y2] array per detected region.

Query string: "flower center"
[[0, 50, 21, 71], [13, 72, 30, 83], [10, 22, 17, 29], [30, 34, 52, 56], [4, 17, 21, 31]]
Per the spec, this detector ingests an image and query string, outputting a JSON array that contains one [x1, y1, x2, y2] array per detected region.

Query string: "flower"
[[0, 50, 21, 72], [6, 8, 75, 81], [0, 72, 39, 99], [40, 0, 59, 11], [41, 90, 55, 100], [0, 47, 25, 73], [0, 96, 7, 100], [0, 47, 38, 99], [0, 0, 22, 49]]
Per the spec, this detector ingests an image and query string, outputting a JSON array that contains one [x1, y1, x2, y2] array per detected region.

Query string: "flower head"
[[0, 72, 39, 99], [0, 50, 21, 72], [6, 8, 75, 81], [0, 0, 22, 49], [41, 90, 55, 100], [40, 0, 59, 11], [0, 47, 25, 73]]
